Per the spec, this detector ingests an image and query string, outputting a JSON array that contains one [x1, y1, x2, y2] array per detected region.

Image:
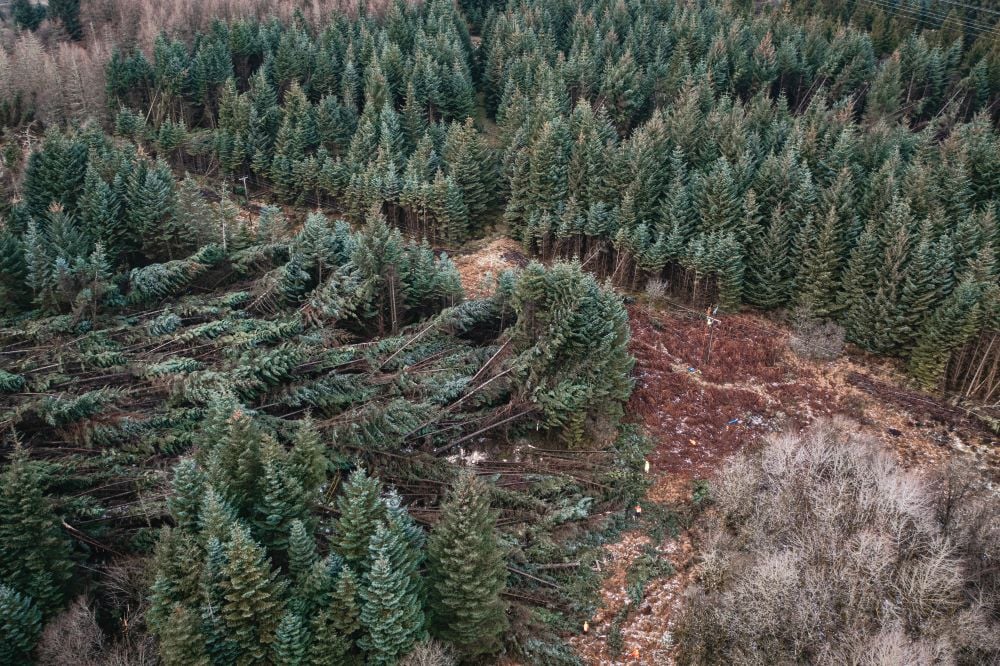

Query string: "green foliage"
[[0, 584, 43, 664], [427, 474, 508, 659], [511, 261, 634, 445], [332, 469, 386, 571], [220, 524, 287, 662], [274, 611, 310, 666], [360, 548, 423, 665], [0, 449, 75, 616]]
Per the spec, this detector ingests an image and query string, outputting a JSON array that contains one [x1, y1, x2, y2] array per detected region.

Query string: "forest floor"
[[452, 242, 999, 666]]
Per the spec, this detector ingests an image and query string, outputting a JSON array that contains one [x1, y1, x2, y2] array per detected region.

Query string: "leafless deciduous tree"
[[676, 417, 1000, 666]]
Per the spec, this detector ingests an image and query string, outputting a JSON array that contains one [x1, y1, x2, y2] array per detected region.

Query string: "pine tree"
[[288, 520, 318, 584], [331, 468, 386, 571], [274, 611, 311, 666], [909, 279, 984, 391], [795, 207, 845, 318], [745, 207, 794, 310], [359, 550, 422, 666], [167, 458, 205, 532], [220, 524, 287, 663], [0, 448, 75, 616], [0, 584, 42, 664], [330, 565, 362, 640], [427, 474, 508, 659], [159, 604, 210, 666]]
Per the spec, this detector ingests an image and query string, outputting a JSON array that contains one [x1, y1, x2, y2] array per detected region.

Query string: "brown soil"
[[570, 302, 998, 665], [449, 243, 997, 665], [453, 237, 529, 298]]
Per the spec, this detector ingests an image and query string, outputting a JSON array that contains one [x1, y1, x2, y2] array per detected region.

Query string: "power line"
[[932, 0, 1000, 20], [858, 0, 1000, 36], [857, 0, 998, 35]]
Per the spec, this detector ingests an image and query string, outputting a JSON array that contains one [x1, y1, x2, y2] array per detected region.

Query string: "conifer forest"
[[0, 0, 999, 663]]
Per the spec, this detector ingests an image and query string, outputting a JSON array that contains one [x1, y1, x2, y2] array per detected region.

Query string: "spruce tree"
[[0, 584, 42, 664], [148, 528, 204, 635], [288, 519, 319, 584], [159, 604, 210, 666], [745, 207, 794, 310], [167, 458, 206, 532], [909, 279, 984, 391], [288, 415, 329, 497], [330, 565, 362, 640], [274, 611, 311, 666], [307, 609, 351, 666], [443, 119, 495, 229], [78, 164, 117, 253], [427, 474, 508, 659], [331, 468, 386, 571], [255, 443, 310, 555], [359, 550, 422, 666], [795, 207, 845, 318], [697, 158, 741, 237], [0, 448, 75, 616], [220, 524, 287, 663]]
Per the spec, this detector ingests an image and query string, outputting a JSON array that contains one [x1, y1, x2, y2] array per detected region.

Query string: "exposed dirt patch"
[[453, 237, 529, 297], [570, 303, 998, 665]]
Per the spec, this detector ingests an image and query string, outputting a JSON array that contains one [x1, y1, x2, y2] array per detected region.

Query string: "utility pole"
[[240, 174, 250, 199]]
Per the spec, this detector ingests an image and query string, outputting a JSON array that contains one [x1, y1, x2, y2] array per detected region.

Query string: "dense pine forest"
[[0, 0, 998, 663]]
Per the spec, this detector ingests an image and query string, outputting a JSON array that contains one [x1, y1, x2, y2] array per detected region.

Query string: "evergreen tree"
[[359, 549, 422, 666], [697, 158, 741, 237], [78, 164, 117, 253], [0, 448, 75, 616], [745, 207, 794, 310], [288, 520, 318, 584], [0, 229, 30, 312], [220, 524, 287, 664], [148, 528, 204, 634], [427, 474, 508, 659], [274, 611, 311, 666], [331, 468, 386, 571], [307, 608, 351, 666], [173, 175, 215, 249], [795, 207, 845, 318], [167, 458, 206, 532], [255, 443, 310, 555], [330, 565, 362, 640], [0, 584, 42, 664], [288, 416, 327, 496], [129, 160, 180, 261], [909, 279, 985, 391], [12, 0, 45, 31], [443, 119, 495, 229], [159, 604, 210, 666]]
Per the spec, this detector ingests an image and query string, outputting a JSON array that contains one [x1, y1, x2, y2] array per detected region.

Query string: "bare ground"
[[451, 245, 998, 665]]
